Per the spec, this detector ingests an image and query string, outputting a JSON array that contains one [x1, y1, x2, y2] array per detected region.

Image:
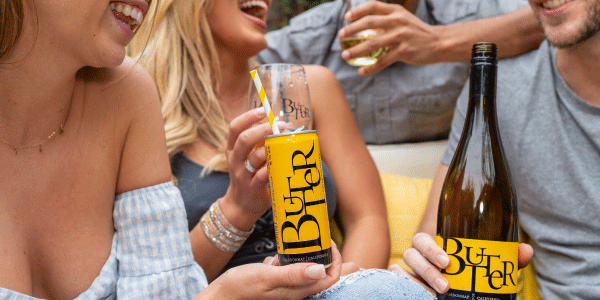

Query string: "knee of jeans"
[[307, 269, 435, 300]]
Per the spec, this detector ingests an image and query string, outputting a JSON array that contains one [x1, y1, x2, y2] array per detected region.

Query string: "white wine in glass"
[[340, 30, 389, 66], [340, 0, 389, 67]]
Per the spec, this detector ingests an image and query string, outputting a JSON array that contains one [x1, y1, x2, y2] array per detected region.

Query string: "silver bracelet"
[[200, 200, 255, 252]]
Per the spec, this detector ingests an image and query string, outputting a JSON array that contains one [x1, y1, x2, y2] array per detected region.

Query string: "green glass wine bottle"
[[436, 42, 519, 300]]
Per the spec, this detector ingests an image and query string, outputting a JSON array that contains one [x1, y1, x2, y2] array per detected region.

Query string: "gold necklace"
[[0, 91, 74, 155]]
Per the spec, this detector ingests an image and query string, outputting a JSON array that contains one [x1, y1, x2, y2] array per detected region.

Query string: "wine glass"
[[248, 64, 313, 133], [339, 0, 390, 67]]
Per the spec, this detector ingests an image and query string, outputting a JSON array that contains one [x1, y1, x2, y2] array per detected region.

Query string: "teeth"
[[110, 2, 144, 25], [542, 0, 572, 9], [239, 0, 268, 11]]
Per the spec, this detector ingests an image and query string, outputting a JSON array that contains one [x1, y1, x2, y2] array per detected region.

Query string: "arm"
[[195, 241, 343, 299], [339, 3, 544, 75], [427, 5, 544, 62], [416, 164, 448, 236], [116, 58, 173, 194], [189, 108, 277, 281], [306, 65, 391, 270]]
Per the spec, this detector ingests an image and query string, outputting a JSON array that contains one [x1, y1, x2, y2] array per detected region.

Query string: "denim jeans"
[[307, 269, 435, 300]]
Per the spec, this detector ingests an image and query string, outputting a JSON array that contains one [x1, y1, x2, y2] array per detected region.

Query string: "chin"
[[234, 37, 268, 58], [543, 22, 600, 48]]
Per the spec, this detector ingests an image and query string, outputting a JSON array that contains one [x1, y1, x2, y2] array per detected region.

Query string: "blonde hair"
[[130, 0, 228, 172], [1, 0, 24, 60]]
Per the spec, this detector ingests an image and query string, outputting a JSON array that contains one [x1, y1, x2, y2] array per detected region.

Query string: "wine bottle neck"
[[465, 62, 498, 130]]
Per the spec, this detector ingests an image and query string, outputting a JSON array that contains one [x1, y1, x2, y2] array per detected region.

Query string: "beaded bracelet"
[[200, 199, 255, 252]]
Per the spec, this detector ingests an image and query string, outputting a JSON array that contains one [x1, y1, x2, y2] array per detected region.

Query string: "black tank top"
[[171, 152, 337, 272]]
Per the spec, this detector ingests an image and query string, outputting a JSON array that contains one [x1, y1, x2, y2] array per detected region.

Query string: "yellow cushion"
[[329, 173, 431, 266], [379, 173, 432, 268]]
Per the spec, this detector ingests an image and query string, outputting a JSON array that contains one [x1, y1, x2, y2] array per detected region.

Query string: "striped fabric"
[[0, 182, 208, 300]]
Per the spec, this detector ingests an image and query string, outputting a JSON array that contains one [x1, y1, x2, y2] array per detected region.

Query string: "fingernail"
[[274, 121, 287, 129], [338, 29, 346, 38], [268, 257, 277, 265], [345, 12, 351, 20], [305, 264, 326, 280], [437, 255, 449, 267], [342, 51, 350, 60], [434, 278, 448, 293], [254, 107, 266, 114]]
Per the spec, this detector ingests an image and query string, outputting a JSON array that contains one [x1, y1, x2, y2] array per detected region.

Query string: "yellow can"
[[265, 130, 332, 266]]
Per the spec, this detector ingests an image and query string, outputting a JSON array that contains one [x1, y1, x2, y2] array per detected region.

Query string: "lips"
[[109, 1, 148, 31], [539, 0, 573, 10], [239, 0, 270, 20]]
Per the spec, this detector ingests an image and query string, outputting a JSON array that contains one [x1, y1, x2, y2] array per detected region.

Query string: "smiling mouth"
[[541, 0, 573, 9], [110, 2, 144, 31], [239, 0, 269, 20]]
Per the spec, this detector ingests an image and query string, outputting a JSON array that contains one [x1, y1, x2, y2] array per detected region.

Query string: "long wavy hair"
[[1, 0, 25, 60], [130, 0, 229, 172]]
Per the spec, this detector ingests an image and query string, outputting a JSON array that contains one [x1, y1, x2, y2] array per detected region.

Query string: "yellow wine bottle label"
[[266, 131, 332, 266], [436, 236, 518, 299]]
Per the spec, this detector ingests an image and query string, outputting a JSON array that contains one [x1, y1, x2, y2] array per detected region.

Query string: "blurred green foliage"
[[268, 0, 334, 30]]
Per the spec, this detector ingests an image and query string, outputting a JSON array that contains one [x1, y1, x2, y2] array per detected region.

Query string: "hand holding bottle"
[[399, 233, 534, 295], [194, 241, 343, 299]]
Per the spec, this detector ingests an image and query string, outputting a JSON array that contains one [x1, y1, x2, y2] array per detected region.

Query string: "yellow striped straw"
[[250, 69, 280, 134]]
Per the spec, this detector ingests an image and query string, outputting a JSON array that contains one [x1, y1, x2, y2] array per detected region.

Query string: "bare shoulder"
[[302, 64, 338, 86], [90, 56, 159, 117], [79, 56, 170, 193], [301, 64, 345, 106]]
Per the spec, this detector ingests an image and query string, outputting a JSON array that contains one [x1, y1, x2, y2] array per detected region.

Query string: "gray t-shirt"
[[442, 41, 600, 299], [258, 0, 528, 144]]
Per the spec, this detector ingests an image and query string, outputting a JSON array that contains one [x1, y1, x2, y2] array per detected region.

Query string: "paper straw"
[[250, 69, 280, 134]]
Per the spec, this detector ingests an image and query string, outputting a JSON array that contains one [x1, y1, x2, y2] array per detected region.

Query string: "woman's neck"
[[215, 47, 255, 122], [0, 48, 79, 146]]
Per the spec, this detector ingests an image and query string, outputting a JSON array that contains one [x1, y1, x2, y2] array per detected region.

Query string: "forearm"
[[434, 6, 544, 62], [189, 195, 261, 281], [416, 164, 448, 236], [340, 216, 391, 269], [189, 225, 237, 282]]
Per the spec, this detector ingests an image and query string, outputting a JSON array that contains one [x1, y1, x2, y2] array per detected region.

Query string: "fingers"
[[412, 232, 449, 269], [226, 107, 267, 152], [245, 146, 266, 174], [518, 243, 534, 269], [228, 125, 272, 178], [325, 241, 342, 279], [402, 233, 449, 294], [247, 243, 342, 299], [357, 51, 395, 76], [263, 255, 280, 266], [344, 0, 400, 23], [339, 15, 394, 43], [268, 241, 342, 286]]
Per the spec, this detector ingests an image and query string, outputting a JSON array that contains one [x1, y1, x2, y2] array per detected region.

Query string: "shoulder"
[[80, 57, 170, 193], [108, 56, 160, 114], [82, 56, 161, 124], [303, 65, 345, 101], [497, 42, 553, 97], [303, 65, 339, 86]]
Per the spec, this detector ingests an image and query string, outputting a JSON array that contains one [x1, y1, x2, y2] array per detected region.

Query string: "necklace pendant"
[[14, 146, 18, 155], [39, 145, 43, 153]]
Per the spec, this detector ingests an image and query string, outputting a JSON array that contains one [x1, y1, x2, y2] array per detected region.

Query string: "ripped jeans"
[[307, 269, 435, 300]]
